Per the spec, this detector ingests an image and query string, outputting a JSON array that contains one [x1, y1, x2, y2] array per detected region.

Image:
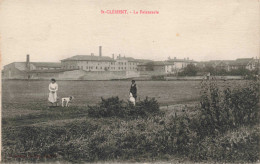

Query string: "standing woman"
[[48, 78, 58, 106]]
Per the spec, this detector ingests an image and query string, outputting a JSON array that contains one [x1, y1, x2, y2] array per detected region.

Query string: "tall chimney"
[[119, 54, 121, 59], [26, 54, 30, 70], [112, 54, 114, 59], [99, 46, 102, 57]]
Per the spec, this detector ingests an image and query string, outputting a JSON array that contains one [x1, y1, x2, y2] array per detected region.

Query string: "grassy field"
[[2, 80, 202, 107], [2, 80, 200, 162], [2, 79, 258, 163], [2, 80, 201, 126]]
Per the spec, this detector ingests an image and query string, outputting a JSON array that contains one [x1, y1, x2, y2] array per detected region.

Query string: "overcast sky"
[[0, 0, 259, 66]]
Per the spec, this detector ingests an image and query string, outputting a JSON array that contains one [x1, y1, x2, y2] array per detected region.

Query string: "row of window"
[[64, 61, 138, 65], [63, 66, 137, 70], [65, 61, 137, 66], [37, 67, 59, 70], [117, 62, 137, 65], [73, 61, 115, 65]]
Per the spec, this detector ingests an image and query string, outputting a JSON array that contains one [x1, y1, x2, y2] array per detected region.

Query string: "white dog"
[[61, 96, 74, 107], [129, 92, 136, 106]]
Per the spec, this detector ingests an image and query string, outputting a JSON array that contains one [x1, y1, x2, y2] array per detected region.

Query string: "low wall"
[[139, 71, 166, 76], [58, 70, 140, 80], [165, 76, 243, 81]]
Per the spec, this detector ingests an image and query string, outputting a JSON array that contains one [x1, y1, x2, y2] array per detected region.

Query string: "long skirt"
[[48, 92, 57, 103]]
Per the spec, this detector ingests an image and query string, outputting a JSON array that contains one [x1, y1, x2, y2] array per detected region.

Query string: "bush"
[[178, 64, 198, 76], [151, 75, 165, 80], [198, 79, 259, 137], [87, 96, 161, 118], [190, 126, 260, 162]]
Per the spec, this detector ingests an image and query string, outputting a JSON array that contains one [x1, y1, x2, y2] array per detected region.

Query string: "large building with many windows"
[[61, 46, 139, 72]]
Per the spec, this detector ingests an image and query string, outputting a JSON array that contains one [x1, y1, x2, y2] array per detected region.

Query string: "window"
[[96, 66, 98, 69]]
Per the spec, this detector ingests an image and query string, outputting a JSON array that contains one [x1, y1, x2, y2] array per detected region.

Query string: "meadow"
[[2, 79, 259, 163], [2, 80, 201, 107]]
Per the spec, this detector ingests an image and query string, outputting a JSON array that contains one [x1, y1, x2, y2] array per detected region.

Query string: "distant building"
[[165, 57, 198, 74], [114, 55, 139, 71], [197, 57, 259, 72], [229, 58, 257, 71], [166, 57, 198, 68], [137, 61, 175, 74], [61, 46, 140, 72], [2, 54, 62, 79]]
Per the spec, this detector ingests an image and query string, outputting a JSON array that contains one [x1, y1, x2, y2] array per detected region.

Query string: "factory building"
[[61, 46, 139, 72], [2, 55, 62, 79]]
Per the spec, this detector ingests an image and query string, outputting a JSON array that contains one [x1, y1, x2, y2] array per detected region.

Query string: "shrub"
[[198, 79, 259, 137], [190, 126, 260, 162], [88, 97, 127, 118], [178, 64, 199, 76], [151, 75, 165, 80], [87, 96, 161, 118]]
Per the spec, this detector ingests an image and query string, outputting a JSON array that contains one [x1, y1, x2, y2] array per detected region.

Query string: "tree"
[[178, 64, 198, 76], [146, 62, 154, 71]]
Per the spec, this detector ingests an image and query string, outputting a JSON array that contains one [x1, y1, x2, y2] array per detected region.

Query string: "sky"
[[0, 0, 259, 66]]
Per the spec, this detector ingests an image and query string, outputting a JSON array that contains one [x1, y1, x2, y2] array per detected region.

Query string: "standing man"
[[130, 80, 137, 100]]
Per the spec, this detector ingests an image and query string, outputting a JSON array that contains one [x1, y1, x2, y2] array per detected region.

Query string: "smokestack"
[[112, 54, 114, 59], [119, 54, 121, 59], [99, 46, 102, 57], [26, 54, 30, 70]]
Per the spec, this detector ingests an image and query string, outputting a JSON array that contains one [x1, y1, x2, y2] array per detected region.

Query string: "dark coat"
[[130, 84, 137, 98]]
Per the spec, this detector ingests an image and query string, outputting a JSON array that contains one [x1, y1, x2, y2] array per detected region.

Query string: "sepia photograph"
[[0, 0, 259, 163]]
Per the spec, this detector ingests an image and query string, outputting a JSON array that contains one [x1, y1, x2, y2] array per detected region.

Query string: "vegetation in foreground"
[[2, 79, 259, 163]]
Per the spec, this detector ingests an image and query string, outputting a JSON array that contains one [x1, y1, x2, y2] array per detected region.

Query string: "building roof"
[[61, 55, 115, 62], [4, 62, 62, 71], [122, 57, 136, 62], [135, 59, 153, 63], [27, 69, 68, 73], [115, 56, 139, 62], [229, 58, 254, 66], [14, 62, 27, 71]]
